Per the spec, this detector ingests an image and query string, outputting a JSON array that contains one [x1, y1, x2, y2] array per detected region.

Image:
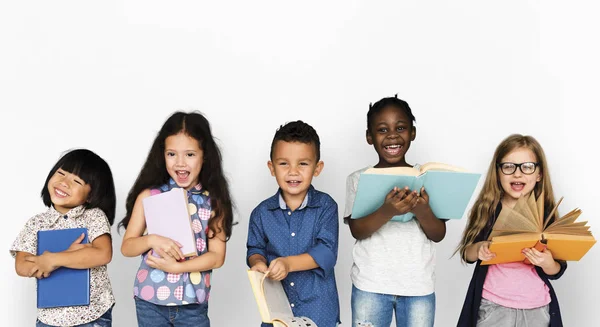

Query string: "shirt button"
[[290, 303, 295, 308], [287, 211, 291, 216], [290, 282, 294, 286], [291, 232, 296, 237], [63, 215, 68, 219]]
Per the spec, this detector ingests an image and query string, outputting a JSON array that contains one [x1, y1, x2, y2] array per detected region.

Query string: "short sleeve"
[[343, 172, 359, 218], [9, 214, 42, 257], [85, 208, 111, 242]]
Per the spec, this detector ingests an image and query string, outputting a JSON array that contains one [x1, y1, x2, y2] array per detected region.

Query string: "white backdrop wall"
[[1, 1, 598, 326]]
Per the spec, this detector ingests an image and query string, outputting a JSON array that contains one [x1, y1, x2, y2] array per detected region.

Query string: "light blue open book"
[[351, 162, 481, 222]]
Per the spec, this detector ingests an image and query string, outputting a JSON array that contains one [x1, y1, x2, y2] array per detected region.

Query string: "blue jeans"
[[36, 306, 112, 326], [134, 297, 210, 327], [351, 285, 435, 327]]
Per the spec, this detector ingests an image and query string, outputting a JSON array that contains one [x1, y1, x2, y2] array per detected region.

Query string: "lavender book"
[[142, 188, 198, 257]]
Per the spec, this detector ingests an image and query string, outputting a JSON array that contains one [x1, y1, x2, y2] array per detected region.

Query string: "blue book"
[[37, 228, 90, 308], [351, 163, 481, 222]]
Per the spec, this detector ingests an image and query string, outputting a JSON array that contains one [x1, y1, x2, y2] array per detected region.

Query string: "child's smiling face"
[[367, 105, 416, 168], [268, 140, 323, 204], [47, 168, 91, 214], [498, 147, 541, 208]]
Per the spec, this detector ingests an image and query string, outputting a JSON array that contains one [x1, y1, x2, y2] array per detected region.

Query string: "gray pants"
[[477, 299, 550, 327]]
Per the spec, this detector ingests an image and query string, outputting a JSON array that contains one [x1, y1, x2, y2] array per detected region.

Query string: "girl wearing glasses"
[[456, 134, 566, 327]]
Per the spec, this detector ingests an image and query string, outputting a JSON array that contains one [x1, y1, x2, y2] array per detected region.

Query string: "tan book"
[[247, 270, 317, 327], [482, 192, 596, 265]]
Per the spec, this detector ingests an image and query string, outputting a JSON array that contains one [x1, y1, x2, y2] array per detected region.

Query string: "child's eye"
[[378, 128, 388, 133], [397, 127, 405, 132], [166, 152, 175, 157], [74, 180, 83, 185], [57, 171, 65, 176], [278, 162, 288, 166], [300, 162, 309, 166], [186, 153, 195, 157]]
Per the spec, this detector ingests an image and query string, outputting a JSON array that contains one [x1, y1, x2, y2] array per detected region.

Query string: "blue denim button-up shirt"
[[247, 185, 340, 327]]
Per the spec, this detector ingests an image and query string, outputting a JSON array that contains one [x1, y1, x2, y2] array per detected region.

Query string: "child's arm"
[[25, 234, 112, 274], [269, 201, 339, 281], [246, 207, 269, 272], [464, 241, 495, 263], [412, 188, 446, 242], [121, 189, 185, 259], [145, 222, 227, 273], [248, 254, 268, 272], [348, 187, 418, 240], [15, 251, 38, 277]]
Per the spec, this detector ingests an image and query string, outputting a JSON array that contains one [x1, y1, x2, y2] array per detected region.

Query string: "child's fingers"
[[75, 233, 85, 243], [385, 188, 398, 201], [28, 266, 39, 278], [420, 188, 429, 201]]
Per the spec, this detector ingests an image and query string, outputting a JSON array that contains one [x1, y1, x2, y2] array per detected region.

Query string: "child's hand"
[[523, 247, 557, 270], [25, 252, 58, 279], [382, 187, 418, 217], [146, 249, 181, 273], [477, 241, 496, 261], [412, 187, 432, 218], [250, 261, 268, 273], [65, 233, 92, 252], [149, 234, 184, 261], [267, 257, 290, 281]]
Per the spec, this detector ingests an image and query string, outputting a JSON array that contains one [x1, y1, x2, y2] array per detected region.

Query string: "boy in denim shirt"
[[246, 121, 340, 327]]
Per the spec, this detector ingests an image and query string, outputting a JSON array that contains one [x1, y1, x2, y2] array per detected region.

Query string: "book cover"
[[142, 188, 198, 257], [37, 228, 90, 308], [351, 162, 481, 222], [482, 193, 596, 265]]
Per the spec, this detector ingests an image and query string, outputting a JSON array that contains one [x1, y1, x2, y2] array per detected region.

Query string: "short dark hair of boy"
[[270, 120, 321, 162], [367, 94, 417, 131]]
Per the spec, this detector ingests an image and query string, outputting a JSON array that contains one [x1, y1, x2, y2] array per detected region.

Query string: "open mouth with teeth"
[[54, 188, 69, 198], [510, 182, 526, 192], [383, 144, 403, 156], [176, 170, 190, 182], [286, 180, 302, 187]]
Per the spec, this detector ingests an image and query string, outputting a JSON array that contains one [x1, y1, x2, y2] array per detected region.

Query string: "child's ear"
[[366, 129, 373, 145], [267, 161, 276, 177], [411, 126, 417, 141], [313, 161, 324, 177]]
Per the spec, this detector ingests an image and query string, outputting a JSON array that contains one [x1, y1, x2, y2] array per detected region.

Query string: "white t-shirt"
[[344, 166, 436, 296]]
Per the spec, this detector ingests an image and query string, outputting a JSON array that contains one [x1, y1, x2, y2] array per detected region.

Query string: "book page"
[[420, 162, 468, 173], [363, 166, 419, 176], [262, 274, 294, 321]]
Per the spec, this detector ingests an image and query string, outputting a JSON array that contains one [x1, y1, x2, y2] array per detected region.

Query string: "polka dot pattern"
[[133, 179, 212, 306], [196, 238, 206, 252], [156, 286, 170, 301], [140, 286, 154, 301]]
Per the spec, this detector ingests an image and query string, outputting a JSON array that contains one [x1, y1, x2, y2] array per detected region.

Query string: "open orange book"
[[482, 192, 596, 265], [247, 270, 318, 327]]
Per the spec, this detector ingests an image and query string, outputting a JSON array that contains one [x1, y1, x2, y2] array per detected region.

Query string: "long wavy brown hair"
[[456, 134, 557, 262]]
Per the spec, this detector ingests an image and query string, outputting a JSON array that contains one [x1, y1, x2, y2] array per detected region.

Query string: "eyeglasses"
[[497, 162, 539, 175]]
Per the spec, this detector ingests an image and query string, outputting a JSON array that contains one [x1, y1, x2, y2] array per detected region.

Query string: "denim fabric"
[[135, 297, 210, 327], [351, 285, 435, 327]]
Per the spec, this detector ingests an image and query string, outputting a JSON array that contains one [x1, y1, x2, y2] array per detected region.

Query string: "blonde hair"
[[456, 134, 557, 262]]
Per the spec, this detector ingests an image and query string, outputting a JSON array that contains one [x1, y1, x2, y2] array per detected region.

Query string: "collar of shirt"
[[266, 185, 320, 211], [47, 205, 86, 224], [167, 178, 204, 195]]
